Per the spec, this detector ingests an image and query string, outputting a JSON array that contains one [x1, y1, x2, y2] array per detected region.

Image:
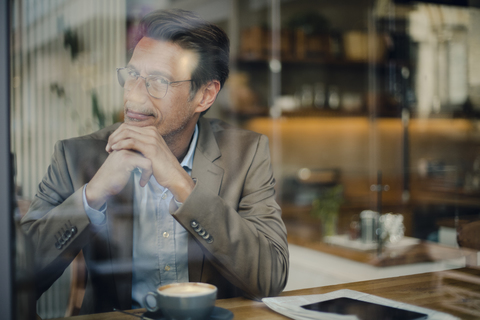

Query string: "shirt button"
[[165, 265, 171, 271], [163, 232, 169, 238], [161, 193, 168, 200]]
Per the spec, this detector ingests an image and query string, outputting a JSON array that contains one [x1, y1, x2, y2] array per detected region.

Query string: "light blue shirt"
[[82, 124, 198, 309]]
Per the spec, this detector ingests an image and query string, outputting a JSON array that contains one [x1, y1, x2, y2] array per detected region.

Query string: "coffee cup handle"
[[144, 291, 160, 312]]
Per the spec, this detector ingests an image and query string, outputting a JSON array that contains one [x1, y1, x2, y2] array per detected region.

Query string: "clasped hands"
[[85, 124, 195, 210]]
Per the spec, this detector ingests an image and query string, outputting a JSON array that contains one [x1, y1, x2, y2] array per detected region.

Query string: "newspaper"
[[262, 289, 459, 320]]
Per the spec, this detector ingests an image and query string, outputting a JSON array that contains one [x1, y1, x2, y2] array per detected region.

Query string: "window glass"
[[10, 0, 480, 318]]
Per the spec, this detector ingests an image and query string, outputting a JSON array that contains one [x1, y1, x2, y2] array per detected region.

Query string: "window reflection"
[[10, 0, 480, 319]]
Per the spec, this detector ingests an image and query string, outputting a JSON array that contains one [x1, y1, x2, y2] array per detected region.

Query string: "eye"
[[150, 75, 169, 85], [127, 69, 140, 77]]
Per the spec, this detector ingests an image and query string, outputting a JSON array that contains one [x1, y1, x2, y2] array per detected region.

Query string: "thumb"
[[139, 167, 153, 187]]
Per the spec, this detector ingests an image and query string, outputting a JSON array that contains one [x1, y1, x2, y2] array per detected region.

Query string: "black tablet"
[[301, 297, 428, 320]]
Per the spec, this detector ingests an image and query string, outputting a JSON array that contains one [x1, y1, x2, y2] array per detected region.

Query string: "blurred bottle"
[[349, 214, 361, 240], [313, 82, 326, 108], [360, 210, 379, 243], [300, 84, 313, 108], [328, 85, 340, 109]]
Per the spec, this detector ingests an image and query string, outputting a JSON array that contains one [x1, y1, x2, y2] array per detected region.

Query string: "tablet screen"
[[301, 297, 428, 320]]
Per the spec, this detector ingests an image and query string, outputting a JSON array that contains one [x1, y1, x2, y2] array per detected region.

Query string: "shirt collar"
[[179, 123, 198, 171]]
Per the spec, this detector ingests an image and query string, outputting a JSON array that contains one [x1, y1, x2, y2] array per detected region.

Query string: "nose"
[[124, 76, 149, 104]]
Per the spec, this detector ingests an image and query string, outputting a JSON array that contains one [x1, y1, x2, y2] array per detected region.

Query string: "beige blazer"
[[22, 117, 289, 314]]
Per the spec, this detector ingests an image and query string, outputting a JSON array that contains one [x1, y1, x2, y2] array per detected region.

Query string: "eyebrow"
[[126, 63, 172, 80]]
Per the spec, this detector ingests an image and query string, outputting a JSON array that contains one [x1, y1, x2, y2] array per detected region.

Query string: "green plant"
[[91, 91, 106, 128], [91, 90, 123, 129], [311, 185, 344, 237]]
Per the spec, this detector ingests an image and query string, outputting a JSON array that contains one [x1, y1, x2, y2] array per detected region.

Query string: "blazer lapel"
[[188, 118, 223, 282], [192, 118, 223, 195]]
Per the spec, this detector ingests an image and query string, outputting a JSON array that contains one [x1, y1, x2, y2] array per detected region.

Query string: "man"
[[21, 9, 289, 314]]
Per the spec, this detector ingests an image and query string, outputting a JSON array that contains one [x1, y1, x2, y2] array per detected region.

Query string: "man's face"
[[123, 37, 199, 140]]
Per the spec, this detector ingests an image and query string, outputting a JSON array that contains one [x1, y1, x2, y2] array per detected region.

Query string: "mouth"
[[125, 108, 156, 122]]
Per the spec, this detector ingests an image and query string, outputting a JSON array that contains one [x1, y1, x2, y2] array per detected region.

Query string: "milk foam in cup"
[[144, 282, 217, 320]]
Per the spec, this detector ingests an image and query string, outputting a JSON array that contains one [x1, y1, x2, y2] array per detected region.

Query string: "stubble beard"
[[123, 97, 197, 154], [161, 102, 196, 150]]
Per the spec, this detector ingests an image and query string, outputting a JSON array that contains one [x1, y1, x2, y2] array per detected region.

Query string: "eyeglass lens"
[[117, 68, 168, 98]]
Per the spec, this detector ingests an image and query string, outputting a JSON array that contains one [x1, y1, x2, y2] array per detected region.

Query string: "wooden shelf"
[[411, 190, 480, 208], [410, 179, 480, 208], [280, 108, 366, 118], [236, 56, 411, 68], [287, 233, 478, 267]]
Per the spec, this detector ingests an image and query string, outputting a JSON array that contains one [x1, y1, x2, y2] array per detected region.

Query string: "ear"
[[193, 80, 221, 114]]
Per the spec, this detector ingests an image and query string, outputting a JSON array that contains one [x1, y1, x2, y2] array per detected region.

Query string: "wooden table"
[[53, 267, 480, 320]]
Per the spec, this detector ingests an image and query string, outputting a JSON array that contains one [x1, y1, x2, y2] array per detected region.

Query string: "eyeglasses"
[[116, 67, 192, 99]]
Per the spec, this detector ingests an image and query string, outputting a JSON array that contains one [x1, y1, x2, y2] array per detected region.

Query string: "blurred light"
[[269, 59, 281, 73], [298, 168, 311, 180]]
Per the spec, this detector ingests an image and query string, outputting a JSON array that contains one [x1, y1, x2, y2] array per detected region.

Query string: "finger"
[[121, 151, 152, 186], [107, 126, 132, 152], [134, 157, 153, 187], [107, 129, 140, 152], [110, 138, 146, 153], [111, 123, 157, 140], [107, 125, 158, 152], [107, 124, 138, 151], [139, 167, 153, 187], [110, 130, 166, 157]]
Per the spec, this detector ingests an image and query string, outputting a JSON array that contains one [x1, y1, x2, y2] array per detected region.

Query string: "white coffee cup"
[[144, 282, 217, 320]]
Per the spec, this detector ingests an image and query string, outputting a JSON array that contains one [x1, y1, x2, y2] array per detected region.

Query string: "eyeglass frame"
[[116, 67, 193, 99]]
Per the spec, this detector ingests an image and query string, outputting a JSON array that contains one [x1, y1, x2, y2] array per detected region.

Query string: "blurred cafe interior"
[[3, 0, 480, 319]]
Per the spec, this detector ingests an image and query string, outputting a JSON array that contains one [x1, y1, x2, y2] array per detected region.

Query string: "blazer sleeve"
[[20, 140, 98, 296], [172, 134, 289, 300]]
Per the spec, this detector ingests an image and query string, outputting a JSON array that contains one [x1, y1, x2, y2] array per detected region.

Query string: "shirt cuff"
[[173, 178, 196, 208], [173, 197, 183, 207], [82, 184, 106, 225]]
